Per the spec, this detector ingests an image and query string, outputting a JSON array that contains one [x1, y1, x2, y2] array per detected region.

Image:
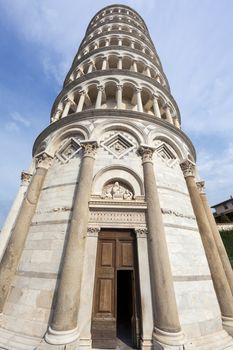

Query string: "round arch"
[[90, 120, 145, 145], [46, 124, 89, 156], [92, 165, 144, 196]]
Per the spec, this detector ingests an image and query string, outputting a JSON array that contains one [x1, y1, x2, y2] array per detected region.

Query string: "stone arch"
[[90, 120, 145, 146], [92, 165, 144, 196], [148, 131, 185, 160], [46, 125, 89, 156]]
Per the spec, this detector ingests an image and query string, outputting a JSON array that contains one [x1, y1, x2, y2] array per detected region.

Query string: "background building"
[[212, 196, 233, 223]]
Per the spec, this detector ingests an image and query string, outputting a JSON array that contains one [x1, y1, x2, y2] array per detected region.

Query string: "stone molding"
[[21, 171, 32, 185], [89, 197, 146, 208], [35, 152, 53, 170], [33, 110, 195, 160], [180, 159, 196, 178], [89, 209, 146, 228]]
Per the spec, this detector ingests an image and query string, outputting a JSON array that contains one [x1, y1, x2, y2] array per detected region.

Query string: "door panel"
[[119, 241, 134, 267], [98, 279, 113, 313], [91, 230, 140, 349]]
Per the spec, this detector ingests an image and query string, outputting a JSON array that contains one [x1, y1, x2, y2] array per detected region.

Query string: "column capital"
[[97, 85, 104, 92], [134, 228, 148, 238], [135, 87, 142, 93], [87, 226, 101, 237], [180, 159, 196, 178], [35, 152, 53, 170], [21, 171, 32, 185], [80, 140, 98, 158], [78, 89, 86, 96], [116, 84, 123, 90], [138, 144, 156, 164], [164, 103, 171, 111], [196, 180, 206, 194], [64, 97, 75, 105], [152, 93, 159, 100]]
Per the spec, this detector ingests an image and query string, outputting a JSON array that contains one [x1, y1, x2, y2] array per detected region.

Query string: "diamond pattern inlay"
[[154, 141, 178, 168], [55, 137, 81, 164], [102, 133, 135, 158]]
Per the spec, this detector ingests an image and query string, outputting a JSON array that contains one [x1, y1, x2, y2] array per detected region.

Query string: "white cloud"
[[5, 121, 19, 132], [4, 112, 31, 132], [11, 112, 31, 127]]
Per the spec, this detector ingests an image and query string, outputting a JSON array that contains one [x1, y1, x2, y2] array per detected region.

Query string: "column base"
[[45, 326, 79, 345], [141, 337, 153, 350], [79, 337, 92, 350], [222, 316, 233, 337], [153, 327, 186, 349]]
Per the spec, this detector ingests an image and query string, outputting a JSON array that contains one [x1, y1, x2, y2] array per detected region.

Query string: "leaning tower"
[[1, 4, 233, 350]]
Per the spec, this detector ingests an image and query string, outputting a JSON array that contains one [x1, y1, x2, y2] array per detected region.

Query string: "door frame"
[[77, 225, 154, 350]]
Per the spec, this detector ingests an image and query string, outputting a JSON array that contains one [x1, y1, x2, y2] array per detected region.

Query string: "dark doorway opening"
[[117, 270, 133, 347]]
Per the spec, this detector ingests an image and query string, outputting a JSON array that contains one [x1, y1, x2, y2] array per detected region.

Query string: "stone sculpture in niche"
[[101, 181, 134, 200]]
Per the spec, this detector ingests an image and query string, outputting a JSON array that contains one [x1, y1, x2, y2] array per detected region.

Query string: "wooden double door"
[[91, 229, 141, 349]]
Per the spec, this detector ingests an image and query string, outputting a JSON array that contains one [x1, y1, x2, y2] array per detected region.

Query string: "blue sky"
[[0, 0, 233, 227]]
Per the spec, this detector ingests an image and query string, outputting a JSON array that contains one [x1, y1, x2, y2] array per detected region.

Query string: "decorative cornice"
[[21, 171, 33, 185], [33, 110, 196, 161], [196, 180, 205, 195], [35, 152, 53, 170], [180, 159, 196, 178]]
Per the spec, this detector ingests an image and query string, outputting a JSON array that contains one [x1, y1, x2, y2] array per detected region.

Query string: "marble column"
[[76, 69, 82, 79], [132, 60, 138, 72], [51, 108, 63, 123], [196, 180, 233, 295], [173, 117, 180, 128], [0, 171, 32, 261], [152, 94, 161, 119], [87, 62, 93, 73], [117, 56, 123, 69], [146, 67, 151, 77], [164, 105, 173, 124], [61, 97, 74, 118], [116, 84, 123, 109], [136, 87, 143, 112], [0, 152, 52, 312], [76, 91, 86, 112], [45, 141, 98, 345], [102, 57, 107, 70], [95, 85, 104, 108], [138, 146, 185, 348], [180, 160, 233, 335]]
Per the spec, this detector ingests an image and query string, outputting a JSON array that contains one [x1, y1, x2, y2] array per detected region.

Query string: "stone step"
[[192, 330, 233, 350], [0, 327, 41, 350]]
